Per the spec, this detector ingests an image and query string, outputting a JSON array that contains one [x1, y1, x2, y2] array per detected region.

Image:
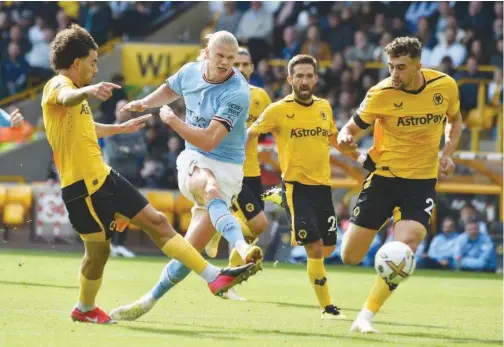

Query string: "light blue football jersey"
[[166, 61, 250, 164], [0, 108, 11, 127]]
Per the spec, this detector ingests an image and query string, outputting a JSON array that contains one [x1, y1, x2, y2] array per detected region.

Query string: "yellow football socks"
[[307, 258, 332, 309], [364, 275, 393, 313], [79, 274, 102, 307], [233, 208, 255, 238], [161, 233, 208, 274]]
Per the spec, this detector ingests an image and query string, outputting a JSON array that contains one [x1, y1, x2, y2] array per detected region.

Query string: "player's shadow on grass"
[[388, 331, 502, 345], [254, 301, 448, 330], [118, 325, 244, 340], [172, 323, 388, 344], [253, 300, 361, 312], [0, 280, 78, 290]]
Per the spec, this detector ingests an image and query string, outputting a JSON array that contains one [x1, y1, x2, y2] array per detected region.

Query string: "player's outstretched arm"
[[439, 111, 462, 177], [158, 105, 227, 152], [121, 85, 180, 113], [337, 117, 363, 153], [94, 114, 152, 138], [330, 134, 366, 164], [57, 82, 121, 107]]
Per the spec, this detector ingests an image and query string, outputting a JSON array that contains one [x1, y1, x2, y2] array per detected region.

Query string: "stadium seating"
[[175, 194, 194, 233], [146, 190, 175, 225]]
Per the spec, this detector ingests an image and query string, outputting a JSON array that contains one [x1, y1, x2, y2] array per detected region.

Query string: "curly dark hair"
[[287, 54, 318, 76], [384, 37, 423, 60], [50, 24, 98, 71]]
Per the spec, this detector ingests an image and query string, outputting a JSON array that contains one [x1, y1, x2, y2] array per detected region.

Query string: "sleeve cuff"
[[353, 113, 371, 130]]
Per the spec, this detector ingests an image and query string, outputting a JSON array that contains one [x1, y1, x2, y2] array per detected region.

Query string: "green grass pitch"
[[0, 250, 502, 347]]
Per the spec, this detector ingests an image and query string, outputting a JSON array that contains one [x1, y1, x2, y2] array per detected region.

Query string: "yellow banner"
[[122, 43, 200, 86]]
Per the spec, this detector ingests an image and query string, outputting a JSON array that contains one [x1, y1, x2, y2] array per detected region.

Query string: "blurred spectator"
[[415, 16, 436, 49], [428, 27, 466, 67], [104, 100, 147, 187], [424, 216, 459, 270], [26, 27, 54, 80], [468, 39, 487, 64], [79, 2, 112, 45], [56, 9, 71, 33], [373, 32, 393, 80], [162, 136, 183, 189], [236, 1, 273, 44], [390, 16, 409, 37], [280, 26, 300, 60], [100, 74, 127, 124], [214, 1, 242, 35], [438, 56, 456, 76], [492, 17, 503, 42], [9, 24, 31, 56], [28, 14, 49, 45], [320, 52, 347, 94], [458, 202, 489, 235], [432, 1, 455, 36], [323, 11, 353, 54], [300, 25, 332, 61], [2, 42, 30, 95], [454, 221, 497, 272], [345, 31, 375, 63], [140, 155, 165, 188], [235, 1, 273, 64], [436, 15, 466, 45], [368, 13, 386, 45], [404, 1, 439, 33], [490, 39, 503, 68], [455, 57, 486, 113], [459, 1, 492, 38], [487, 68, 503, 107]]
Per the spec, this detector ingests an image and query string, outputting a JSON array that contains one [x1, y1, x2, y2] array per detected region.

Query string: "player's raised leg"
[[131, 201, 258, 296], [189, 166, 263, 265], [71, 240, 113, 323], [110, 209, 217, 321]]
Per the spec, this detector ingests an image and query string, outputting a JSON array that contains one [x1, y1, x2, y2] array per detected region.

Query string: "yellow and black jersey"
[[42, 75, 111, 195], [243, 85, 271, 177], [355, 69, 460, 180], [250, 94, 337, 186]]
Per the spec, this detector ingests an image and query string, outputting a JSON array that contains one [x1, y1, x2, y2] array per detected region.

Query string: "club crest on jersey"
[[286, 113, 295, 119], [254, 100, 260, 108], [394, 102, 403, 109], [320, 110, 327, 120], [433, 93, 444, 105]]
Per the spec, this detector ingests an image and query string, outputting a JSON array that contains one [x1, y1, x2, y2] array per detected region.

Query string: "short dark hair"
[[384, 36, 423, 60], [237, 47, 251, 58], [288, 54, 318, 76], [50, 24, 98, 71]]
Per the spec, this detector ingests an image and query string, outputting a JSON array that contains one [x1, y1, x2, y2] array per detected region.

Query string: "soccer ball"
[[374, 241, 416, 285]]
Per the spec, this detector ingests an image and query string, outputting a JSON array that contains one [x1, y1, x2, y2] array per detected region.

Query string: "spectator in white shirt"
[[429, 27, 466, 67], [236, 1, 273, 44]]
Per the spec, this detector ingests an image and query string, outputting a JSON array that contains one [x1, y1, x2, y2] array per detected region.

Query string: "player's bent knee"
[[205, 184, 221, 202], [340, 249, 364, 265], [305, 240, 324, 259]]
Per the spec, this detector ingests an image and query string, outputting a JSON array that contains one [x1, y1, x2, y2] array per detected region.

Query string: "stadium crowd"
[[0, 1, 502, 270], [0, 1, 178, 97]]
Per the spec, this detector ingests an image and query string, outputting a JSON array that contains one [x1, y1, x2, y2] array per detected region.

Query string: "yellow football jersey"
[[243, 85, 272, 177], [42, 75, 111, 195], [355, 69, 460, 180], [250, 94, 337, 186]]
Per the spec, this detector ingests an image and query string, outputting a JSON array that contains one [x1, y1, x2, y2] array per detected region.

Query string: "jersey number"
[[328, 216, 337, 232], [424, 198, 435, 216]]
